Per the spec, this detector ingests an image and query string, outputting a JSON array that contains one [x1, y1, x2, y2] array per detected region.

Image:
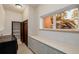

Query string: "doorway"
[[12, 21, 21, 40], [21, 20, 28, 46], [12, 20, 28, 46]]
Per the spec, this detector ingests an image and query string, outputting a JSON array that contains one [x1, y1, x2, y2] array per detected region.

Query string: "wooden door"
[[21, 20, 28, 46], [20, 22, 24, 42], [23, 20, 28, 46]]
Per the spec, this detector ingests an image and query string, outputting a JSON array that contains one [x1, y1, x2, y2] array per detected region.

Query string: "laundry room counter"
[[28, 35, 79, 54]]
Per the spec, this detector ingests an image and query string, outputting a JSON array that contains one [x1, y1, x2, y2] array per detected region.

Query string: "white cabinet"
[[28, 36, 65, 54]]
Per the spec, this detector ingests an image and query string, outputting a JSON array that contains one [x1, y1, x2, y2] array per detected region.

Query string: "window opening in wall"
[[43, 16, 53, 29], [56, 8, 79, 29], [41, 7, 79, 31]]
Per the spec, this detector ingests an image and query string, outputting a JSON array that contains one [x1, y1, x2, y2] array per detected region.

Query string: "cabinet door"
[[28, 37, 33, 50], [28, 37, 38, 53], [33, 39, 47, 54], [28, 37, 65, 54], [46, 45, 65, 54], [28, 37, 47, 54]]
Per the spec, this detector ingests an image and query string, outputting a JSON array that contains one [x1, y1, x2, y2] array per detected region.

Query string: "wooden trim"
[[12, 21, 21, 23], [12, 21, 13, 36]]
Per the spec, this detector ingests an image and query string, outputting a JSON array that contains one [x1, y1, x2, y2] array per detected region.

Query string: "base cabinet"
[[28, 36, 65, 54]]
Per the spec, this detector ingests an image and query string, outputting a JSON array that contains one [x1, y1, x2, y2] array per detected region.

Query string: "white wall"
[[28, 6, 39, 35], [38, 4, 70, 16], [22, 6, 29, 21], [3, 10, 22, 35], [37, 4, 79, 47], [23, 6, 39, 35], [0, 5, 5, 32]]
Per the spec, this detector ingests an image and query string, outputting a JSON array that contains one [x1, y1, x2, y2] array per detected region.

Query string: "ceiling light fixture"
[[15, 4, 22, 8]]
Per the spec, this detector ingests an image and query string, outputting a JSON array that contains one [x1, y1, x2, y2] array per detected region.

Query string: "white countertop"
[[0, 35, 15, 43], [29, 35, 79, 54]]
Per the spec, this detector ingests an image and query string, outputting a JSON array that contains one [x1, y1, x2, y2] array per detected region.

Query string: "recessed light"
[[15, 4, 22, 8]]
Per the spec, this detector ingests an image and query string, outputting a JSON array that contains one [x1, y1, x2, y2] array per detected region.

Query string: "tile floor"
[[17, 39, 33, 54]]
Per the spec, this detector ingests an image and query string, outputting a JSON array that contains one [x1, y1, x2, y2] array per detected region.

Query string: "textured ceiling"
[[3, 4, 26, 13], [3, 4, 39, 13]]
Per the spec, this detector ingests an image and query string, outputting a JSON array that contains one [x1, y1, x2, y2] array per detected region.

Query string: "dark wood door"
[[21, 22, 24, 42], [23, 20, 28, 46], [21, 20, 28, 46]]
